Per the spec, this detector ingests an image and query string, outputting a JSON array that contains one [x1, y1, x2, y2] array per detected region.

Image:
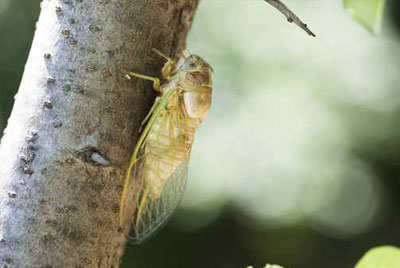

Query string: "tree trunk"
[[0, 0, 199, 267]]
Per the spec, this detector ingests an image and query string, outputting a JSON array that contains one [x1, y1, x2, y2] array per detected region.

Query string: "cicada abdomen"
[[120, 50, 213, 243]]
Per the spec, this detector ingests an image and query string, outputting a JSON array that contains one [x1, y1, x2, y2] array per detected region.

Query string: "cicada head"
[[180, 54, 213, 88]]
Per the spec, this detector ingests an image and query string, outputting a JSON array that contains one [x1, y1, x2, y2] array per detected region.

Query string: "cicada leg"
[[139, 97, 160, 132], [122, 69, 162, 92], [152, 48, 175, 80], [135, 187, 149, 227]]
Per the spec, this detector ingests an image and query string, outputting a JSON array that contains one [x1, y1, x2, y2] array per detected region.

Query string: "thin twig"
[[264, 0, 316, 37]]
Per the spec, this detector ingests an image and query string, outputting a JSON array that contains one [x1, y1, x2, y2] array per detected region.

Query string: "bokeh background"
[[1, 1, 399, 268]]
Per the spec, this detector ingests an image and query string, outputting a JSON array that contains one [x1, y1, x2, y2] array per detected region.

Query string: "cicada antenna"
[[151, 48, 176, 79], [151, 48, 171, 61]]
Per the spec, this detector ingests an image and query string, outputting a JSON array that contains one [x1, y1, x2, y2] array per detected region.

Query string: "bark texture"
[[0, 0, 199, 267]]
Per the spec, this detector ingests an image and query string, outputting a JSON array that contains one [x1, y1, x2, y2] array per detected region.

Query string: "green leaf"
[[355, 246, 400, 268], [344, 0, 386, 34]]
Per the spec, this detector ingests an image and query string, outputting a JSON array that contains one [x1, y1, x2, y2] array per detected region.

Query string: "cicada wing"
[[127, 98, 194, 243], [119, 148, 146, 229], [128, 156, 189, 243]]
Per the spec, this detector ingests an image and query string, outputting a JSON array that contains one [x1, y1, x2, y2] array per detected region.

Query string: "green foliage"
[[344, 0, 386, 33], [355, 246, 400, 268]]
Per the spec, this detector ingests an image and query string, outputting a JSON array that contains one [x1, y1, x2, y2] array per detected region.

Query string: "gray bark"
[[264, 0, 315, 37], [0, 0, 199, 267]]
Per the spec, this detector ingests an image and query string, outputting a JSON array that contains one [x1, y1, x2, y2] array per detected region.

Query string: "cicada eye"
[[189, 62, 197, 68]]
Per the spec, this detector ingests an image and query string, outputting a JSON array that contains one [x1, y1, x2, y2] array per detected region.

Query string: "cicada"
[[119, 49, 213, 243]]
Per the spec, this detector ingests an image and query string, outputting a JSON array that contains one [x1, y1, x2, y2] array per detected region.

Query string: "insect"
[[119, 49, 213, 243]]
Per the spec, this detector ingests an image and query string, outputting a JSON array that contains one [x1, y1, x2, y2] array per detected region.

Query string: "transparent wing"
[[128, 157, 189, 243], [125, 95, 193, 243]]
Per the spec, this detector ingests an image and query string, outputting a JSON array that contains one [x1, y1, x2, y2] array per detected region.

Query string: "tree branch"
[[264, 0, 316, 37], [0, 0, 199, 267]]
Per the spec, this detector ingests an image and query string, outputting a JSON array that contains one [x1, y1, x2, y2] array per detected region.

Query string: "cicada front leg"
[[122, 48, 175, 88], [151, 48, 175, 79], [122, 69, 162, 92]]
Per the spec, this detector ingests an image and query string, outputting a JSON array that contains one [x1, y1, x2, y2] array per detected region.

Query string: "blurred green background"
[[1, 1, 400, 268]]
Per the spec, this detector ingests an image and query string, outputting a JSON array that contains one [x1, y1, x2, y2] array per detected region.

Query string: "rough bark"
[[0, 0, 199, 267]]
